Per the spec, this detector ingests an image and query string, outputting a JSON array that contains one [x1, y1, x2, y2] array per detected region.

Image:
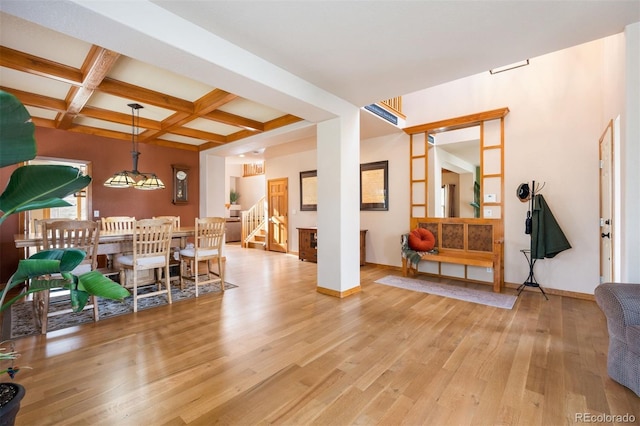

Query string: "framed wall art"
[[300, 170, 317, 211], [360, 160, 388, 211]]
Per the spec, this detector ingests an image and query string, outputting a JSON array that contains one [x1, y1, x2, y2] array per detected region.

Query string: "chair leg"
[[194, 259, 199, 298], [133, 268, 138, 313], [165, 264, 172, 304], [40, 289, 50, 334], [178, 258, 185, 290], [92, 295, 99, 322], [218, 257, 225, 291], [180, 258, 188, 290]]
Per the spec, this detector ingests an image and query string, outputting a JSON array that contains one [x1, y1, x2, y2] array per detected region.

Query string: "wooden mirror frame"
[[403, 108, 509, 220]]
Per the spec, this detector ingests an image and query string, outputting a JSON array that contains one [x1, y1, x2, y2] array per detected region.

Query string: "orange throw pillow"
[[408, 228, 435, 251]]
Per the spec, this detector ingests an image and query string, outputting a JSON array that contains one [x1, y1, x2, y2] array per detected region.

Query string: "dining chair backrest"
[[153, 216, 181, 229], [131, 219, 173, 266], [195, 217, 225, 253], [101, 216, 135, 232], [41, 220, 101, 272], [33, 218, 71, 234]]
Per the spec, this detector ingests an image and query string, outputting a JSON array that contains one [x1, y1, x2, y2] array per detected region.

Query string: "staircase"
[[241, 197, 267, 250], [246, 228, 267, 249]]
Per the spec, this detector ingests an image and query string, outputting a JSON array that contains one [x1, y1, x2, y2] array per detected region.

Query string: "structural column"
[[201, 153, 226, 219], [316, 109, 361, 297]]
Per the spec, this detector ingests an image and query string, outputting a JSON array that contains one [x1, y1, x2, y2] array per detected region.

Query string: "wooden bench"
[[402, 217, 504, 292]]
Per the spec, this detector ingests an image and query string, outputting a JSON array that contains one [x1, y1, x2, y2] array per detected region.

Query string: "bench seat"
[[402, 217, 504, 293]]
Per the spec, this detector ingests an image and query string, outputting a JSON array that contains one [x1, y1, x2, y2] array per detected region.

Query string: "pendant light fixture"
[[104, 103, 165, 190]]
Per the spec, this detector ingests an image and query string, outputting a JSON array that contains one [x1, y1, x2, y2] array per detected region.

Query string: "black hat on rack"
[[517, 183, 531, 202]]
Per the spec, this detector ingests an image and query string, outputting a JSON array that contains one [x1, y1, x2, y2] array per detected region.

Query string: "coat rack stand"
[[517, 180, 549, 300], [518, 249, 548, 300]]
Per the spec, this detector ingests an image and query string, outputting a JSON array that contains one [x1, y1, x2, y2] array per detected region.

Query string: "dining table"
[[14, 227, 195, 252], [14, 227, 196, 272]]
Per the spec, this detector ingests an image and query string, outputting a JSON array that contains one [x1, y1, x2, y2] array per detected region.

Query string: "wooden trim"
[[403, 107, 510, 135], [407, 217, 503, 292], [317, 285, 362, 298]]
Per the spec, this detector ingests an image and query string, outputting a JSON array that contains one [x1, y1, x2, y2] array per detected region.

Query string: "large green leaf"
[[6, 249, 84, 289], [8, 259, 64, 288], [0, 90, 36, 168], [0, 250, 129, 313], [78, 271, 130, 300], [31, 248, 86, 272], [0, 164, 91, 223]]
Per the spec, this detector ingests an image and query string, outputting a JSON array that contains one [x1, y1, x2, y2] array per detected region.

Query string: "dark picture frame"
[[360, 160, 388, 211], [300, 170, 318, 211]]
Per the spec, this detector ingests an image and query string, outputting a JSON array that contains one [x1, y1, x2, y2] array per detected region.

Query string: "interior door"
[[599, 121, 614, 283], [267, 178, 288, 253]]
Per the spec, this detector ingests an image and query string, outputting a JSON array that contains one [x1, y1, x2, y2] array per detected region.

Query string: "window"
[[22, 158, 91, 234]]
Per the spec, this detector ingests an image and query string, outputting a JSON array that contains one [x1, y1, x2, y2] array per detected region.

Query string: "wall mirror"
[[428, 126, 480, 218], [404, 108, 509, 220]]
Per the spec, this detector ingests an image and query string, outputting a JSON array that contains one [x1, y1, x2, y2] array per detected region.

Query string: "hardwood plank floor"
[[9, 245, 639, 425]]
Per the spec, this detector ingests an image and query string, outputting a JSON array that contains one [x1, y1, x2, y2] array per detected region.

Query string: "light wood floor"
[[10, 245, 639, 425]]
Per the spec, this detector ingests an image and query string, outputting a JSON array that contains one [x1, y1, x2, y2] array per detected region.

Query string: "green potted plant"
[[229, 189, 240, 204], [0, 90, 130, 424], [0, 342, 24, 426]]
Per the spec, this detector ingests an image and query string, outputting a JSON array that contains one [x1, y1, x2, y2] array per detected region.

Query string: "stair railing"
[[241, 196, 267, 248]]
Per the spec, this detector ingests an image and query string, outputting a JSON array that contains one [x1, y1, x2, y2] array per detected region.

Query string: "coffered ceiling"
[[1, 1, 638, 158], [0, 12, 303, 153]]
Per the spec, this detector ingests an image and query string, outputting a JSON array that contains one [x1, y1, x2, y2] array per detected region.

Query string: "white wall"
[[360, 132, 410, 266], [248, 33, 630, 296], [263, 131, 409, 261], [266, 149, 318, 252], [403, 35, 621, 294]]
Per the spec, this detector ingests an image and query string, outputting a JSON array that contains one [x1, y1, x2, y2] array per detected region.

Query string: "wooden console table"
[[298, 227, 367, 266]]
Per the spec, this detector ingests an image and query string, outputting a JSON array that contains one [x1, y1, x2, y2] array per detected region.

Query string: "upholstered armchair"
[[594, 282, 640, 396]]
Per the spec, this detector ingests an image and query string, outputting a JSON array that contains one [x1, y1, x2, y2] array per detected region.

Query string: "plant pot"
[[0, 383, 25, 426]]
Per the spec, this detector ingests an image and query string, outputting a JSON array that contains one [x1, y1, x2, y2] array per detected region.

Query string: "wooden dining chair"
[[101, 216, 135, 232], [153, 216, 182, 282], [35, 220, 101, 334], [179, 217, 226, 297], [153, 216, 180, 229], [116, 219, 173, 312]]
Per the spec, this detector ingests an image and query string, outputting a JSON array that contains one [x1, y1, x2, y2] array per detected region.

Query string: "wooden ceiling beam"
[[80, 106, 161, 130], [98, 78, 194, 113], [2, 45, 305, 150], [0, 46, 83, 85], [205, 110, 264, 132], [264, 114, 304, 131], [0, 86, 67, 112], [224, 114, 302, 142], [225, 129, 260, 143], [170, 126, 227, 143], [143, 138, 200, 152], [198, 140, 229, 151], [58, 46, 120, 129], [68, 124, 131, 141], [194, 89, 238, 114], [139, 111, 193, 142]]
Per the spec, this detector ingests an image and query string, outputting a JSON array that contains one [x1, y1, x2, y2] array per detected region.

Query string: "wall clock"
[[172, 165, 189, 204]]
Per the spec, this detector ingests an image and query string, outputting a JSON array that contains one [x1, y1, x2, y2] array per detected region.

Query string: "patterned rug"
[[374, 275, 516, 309], [3, 281, 236, 339]]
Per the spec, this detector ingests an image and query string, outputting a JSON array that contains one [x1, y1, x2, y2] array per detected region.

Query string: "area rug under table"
[[4, 281, 236, 339], [374, 275, 516, 309]]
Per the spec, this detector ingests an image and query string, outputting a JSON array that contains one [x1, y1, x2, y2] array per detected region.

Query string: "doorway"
[[599, 120, 614, 283], [267, 178, 288, 253]]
